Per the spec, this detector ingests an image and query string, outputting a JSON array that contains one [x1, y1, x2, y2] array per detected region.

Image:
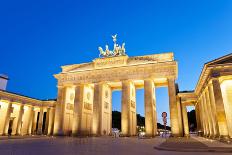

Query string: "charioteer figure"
[[98, 34, 126, 58]]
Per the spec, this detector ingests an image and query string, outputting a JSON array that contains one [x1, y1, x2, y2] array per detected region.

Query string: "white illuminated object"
[[0, 74, 8, 90]]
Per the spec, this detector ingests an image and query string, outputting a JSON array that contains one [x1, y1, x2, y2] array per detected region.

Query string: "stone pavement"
[[0, 135, 49, 140], [155, 136, 232, 153], [0, 136, 231, 155], [192, 136, 232, 147]]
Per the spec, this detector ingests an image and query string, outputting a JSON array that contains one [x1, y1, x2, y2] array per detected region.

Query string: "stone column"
[[181, 104, 189, 137], [53, 86, 67, 135], [208, 84, 220, 138], [92, 83, 103, 135], [195, 103, 201, 132], [211, 78, 229, 138], [144, 79, 157, 137], [121, 80, 136, 136], [27, 107, 33, 135], [31, 111, 38, 134], [198, 100, 204, 132], [168, 78, 181, 136], [44, 108, 50, 135], [199, 97, 207, 136], [37, 108, 44, 135], [3, 102, 12, 135], [176, 96, 184, 137], [47, 108, 55, 135], [204, 89, 215, 137], [92, 83, 112, 136], [202, 93, 211, 136], [72, 85, 84, 136], [16, 105, 24, 135]]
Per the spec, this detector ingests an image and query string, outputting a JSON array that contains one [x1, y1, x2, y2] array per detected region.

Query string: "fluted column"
[[211, 78, 229, 138], [202, 93, 211, 136], [197, 102, 204, 135], [92, 83, 112, 136], [144, 79, 157, 137], [168, 78, 181, 136], [3, 102, 12, 135], [204, 89, 215, 137], [181, 104, 189, 137], [53, 86, 67, 135], [199, 97, 207, 135], [27, 107, 33, 135], [176, 97, 183, 137], [37, 108, 44, 135], [16, 105, 24, 135], [32, 111, 38, 134], [195, 103, 200, 131], [220, 80, 232, 138], [72, 85, 84, 136], [208, 84, 219, 137], [121, 80, 136, 136], [44, 108, 50, 135], [47, 108, 55, 135], [92, 83, 103, 135]]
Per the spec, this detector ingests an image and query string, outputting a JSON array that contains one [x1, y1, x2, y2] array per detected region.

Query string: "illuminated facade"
[[53, 52, 181, 137], [178, 54, 232, 139], [0, 38, 231, 139], [0, 90, 55, 136]]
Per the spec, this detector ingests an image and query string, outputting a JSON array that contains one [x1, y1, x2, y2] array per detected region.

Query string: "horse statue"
[[98, 47, 106, 57], [98, 35, 126, 58], [120, 43, 126, 55]]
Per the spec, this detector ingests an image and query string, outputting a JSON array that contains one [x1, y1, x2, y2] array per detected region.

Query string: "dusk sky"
[[1, 0, 232, 123]]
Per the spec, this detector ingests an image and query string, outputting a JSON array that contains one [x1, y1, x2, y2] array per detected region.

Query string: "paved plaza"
[[0, 136, 232, 155]]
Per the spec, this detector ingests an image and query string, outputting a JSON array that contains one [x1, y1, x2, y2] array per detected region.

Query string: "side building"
[[178, 53, 232, 139], [0, 76, 56, 136]]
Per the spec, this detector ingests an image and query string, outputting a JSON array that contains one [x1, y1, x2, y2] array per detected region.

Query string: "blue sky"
[[1, 0, 232, 123]]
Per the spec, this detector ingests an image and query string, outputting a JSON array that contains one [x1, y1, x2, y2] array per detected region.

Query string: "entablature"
[[55, 61, 177, 86], [60, 52, 174, 73], [0, 90, 55, 108]]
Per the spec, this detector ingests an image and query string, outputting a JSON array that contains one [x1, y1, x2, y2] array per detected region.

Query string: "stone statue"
[[98, 34, 126, 58], [112, 34, 117, 43], [98, 47, 106, 57], [105, 45, 111, 56], [120, 43, 126, 55]]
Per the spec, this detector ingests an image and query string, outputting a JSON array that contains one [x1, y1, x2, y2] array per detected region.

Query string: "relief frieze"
[[104, 101, 109, 109], [57, 63, 177, 84], [84, 102, 92, 110], [93, 56, 128, 69], [131, 100, 135, 109]]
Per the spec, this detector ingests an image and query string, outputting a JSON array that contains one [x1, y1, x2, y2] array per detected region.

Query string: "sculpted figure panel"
[[57, 62, 177, 85]]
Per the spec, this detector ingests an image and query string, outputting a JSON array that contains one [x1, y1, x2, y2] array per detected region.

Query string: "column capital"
[[57, 85, 65, 89], [168, 77, 176, 81], [122, 79, 132, 83], [93, 81, 106, 85], [73, 83, 85, 87], [144, 78, 154, 81], [211, 71, 220, 78]]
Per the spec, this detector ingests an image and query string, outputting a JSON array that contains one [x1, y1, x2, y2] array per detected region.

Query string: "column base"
[[170, 133, 182, 137], [208, 135, 215, 139], [120, 134, 131, 137], [53, 131, 65, 136], [219, 135, 230, 141], [2, 133, 9, 136]]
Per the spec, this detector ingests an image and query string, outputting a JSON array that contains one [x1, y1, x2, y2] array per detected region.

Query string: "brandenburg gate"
[[53, 36, 182, 137], [1, 35, 231, 139]]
